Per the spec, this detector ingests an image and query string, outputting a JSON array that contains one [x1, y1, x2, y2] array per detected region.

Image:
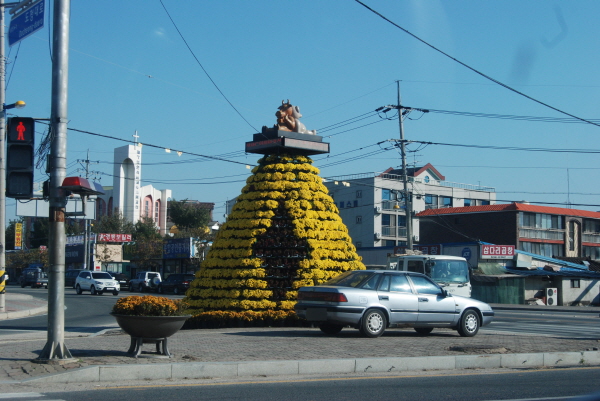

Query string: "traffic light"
[[6, 117, 35, 199]]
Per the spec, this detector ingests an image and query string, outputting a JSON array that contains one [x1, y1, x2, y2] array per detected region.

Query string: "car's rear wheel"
[[360, 309, 387, 338], [90, 286, 97, 295], [457, 309, 480, 337], [128, 284, 134, 292], [138, 284, 144, 293], [319, 323, 344, 336], [414, 327, 434, 335], [75, 284, 82, 295]]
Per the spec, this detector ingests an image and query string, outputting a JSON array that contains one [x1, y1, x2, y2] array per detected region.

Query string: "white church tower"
[[97, 134, 172, 236]]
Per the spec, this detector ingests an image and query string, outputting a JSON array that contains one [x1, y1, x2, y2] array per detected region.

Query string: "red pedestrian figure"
[[16, 121, 26, 140]]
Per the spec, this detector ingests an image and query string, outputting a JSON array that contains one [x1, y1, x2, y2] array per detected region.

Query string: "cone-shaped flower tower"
[[185, 102, 365, 325]]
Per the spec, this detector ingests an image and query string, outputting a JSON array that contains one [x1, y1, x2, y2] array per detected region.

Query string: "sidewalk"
[[1, 293, 599, 384]]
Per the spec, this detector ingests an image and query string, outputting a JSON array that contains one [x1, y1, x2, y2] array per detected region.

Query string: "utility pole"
[[38, 0, 74, 362], [393, 81, 413, 250], [79, 150, 98, 270]]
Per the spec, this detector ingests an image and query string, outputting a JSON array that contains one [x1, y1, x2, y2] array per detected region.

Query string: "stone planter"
[[111, 313, 190, 358]]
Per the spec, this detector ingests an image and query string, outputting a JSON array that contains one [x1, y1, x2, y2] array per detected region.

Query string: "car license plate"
[[306, 308, 328, 321], [105, 287, 114, 290]]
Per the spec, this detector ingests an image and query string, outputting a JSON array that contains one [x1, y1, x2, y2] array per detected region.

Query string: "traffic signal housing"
[[6, 117, 35, 199]]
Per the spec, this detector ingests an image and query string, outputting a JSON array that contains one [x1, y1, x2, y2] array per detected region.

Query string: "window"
[[442, 197, 452, 207], [409, 275, 443, 295], [397, 215, 407, 227], [425, 194, 438, 209], [406, 260, 425, 273], [361, 274, 381, 290], [569, 220, 576, 251], [356, 216, 362, 224], [382, 189, 391, 200], [384, 240, 396, 247], [378, 275, 390, 291], [356, 190, 362, 198], [382, 214, 394, 226], [584, 219, 600, 233], [583, 246, 600, 260], [463, 199, 472, 207], [389, 274, 412, 292], [571, 279, 580, 288], [482, 200, 490, 205]]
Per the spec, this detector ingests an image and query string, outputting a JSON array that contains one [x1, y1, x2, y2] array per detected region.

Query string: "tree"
[[169, 199, 210, 230], [92, 209, 135, 235], [133, 216, 162, 241]]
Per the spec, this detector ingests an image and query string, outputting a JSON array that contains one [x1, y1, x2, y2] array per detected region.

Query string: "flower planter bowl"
[[111, 314, 190, 358]]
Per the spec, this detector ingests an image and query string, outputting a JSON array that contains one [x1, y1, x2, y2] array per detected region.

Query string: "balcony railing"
[[519, 228, 564, 241], [382, 226, 408, 238], [583, 233, 600, 244]]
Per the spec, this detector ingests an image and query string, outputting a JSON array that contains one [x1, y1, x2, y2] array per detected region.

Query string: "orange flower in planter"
[[112, 295, 189, 317]]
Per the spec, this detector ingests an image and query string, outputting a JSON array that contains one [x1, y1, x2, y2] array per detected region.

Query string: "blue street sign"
[[461, 247, 472, 260], [9, 0, 45, 47]]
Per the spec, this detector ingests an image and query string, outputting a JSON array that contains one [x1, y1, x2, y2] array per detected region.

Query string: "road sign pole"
[[37, 0, 74, 363]]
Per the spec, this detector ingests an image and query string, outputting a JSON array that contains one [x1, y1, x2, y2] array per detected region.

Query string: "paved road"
[[483, 309, 600, 339], [0, 286, 183, 337]]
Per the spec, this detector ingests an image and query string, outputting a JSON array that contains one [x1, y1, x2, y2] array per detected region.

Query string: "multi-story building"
[[417, 202, 600, 260], [96, 144, 172, 236], [324, 164, 496, 248]]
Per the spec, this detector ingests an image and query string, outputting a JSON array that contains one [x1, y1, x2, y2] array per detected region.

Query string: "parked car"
[[108, 272, 130, 288], [65, 269, 86, 288], [157, 274, 195, 295], [19, 267, 48, 289], [294, 270, 494, 338], [75, 271, 120, 295], [128, 271, 161, 292]]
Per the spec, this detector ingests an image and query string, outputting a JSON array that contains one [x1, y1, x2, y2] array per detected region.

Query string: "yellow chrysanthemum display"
[[184, 154, 365, 324]]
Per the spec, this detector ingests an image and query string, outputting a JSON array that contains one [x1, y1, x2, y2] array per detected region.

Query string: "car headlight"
[[95, 281, 103, 285]]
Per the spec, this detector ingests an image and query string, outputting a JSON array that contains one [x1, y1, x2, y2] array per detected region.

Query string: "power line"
[[354, 0, 600, 129], [404, 139, 600, 155], [158, 0, 258, 132]]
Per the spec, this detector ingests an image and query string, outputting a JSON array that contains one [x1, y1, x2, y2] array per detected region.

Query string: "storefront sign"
[[98, 233, 132, 243], [481, 244, 515, 259], [163, 237, 196, 259]]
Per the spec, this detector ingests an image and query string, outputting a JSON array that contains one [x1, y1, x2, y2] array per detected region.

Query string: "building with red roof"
[[417, 202, 600, 260]]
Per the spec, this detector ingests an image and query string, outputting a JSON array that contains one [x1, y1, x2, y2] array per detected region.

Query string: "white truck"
[[385, 254, 472, 297]]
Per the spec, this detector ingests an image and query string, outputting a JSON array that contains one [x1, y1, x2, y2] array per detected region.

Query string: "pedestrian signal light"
[[6, 117, 35, 199]]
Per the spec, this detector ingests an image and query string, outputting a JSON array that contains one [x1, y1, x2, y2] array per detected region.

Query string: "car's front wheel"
[[414, 327, 434, 335], [90, 286, 97, 295], [157, 285, 163, 294], [319, 323, 344, 336], [128, 284, 134, 292], [173, 286, 180, 295], [360, 309, 387, 338], [75, 284, 82, 295], [113, 291, 119, 296], [457, 309, 480, 337]]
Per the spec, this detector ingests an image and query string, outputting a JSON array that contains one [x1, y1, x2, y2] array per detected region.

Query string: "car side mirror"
[[443, 290, 452, 297]]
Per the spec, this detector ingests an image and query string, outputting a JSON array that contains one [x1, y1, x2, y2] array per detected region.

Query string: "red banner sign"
[[98, 233, 132, 243], [481, 244, 515, 259]]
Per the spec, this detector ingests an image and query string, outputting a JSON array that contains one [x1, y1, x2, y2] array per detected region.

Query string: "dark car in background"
[[65, 269, 85, 288], [108, 272, 130, 288], [157, 273, 195, 295]]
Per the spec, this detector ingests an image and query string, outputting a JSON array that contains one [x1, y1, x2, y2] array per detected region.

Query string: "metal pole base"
[[35, 340, 77, 365]]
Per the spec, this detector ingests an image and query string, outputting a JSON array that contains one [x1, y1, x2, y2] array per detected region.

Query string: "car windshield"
[[323, 271, 375, 288], [429, 260, 469, 284], [92, 272, 113, 280]]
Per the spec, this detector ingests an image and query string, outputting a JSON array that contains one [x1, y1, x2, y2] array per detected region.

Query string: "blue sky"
[[5, 1, 600, 222]]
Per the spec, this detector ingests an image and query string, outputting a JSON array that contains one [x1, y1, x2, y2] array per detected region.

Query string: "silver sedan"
[[295, 270, 494, 338]]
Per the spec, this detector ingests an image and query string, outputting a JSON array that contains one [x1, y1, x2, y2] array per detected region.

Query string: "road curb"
[[0, 305, 48, 320], [17, 350, 600, 384]]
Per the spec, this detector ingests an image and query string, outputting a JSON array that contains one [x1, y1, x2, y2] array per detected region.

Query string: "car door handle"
[[418, 297, 428, 302], [379, 296, 389, 301]]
